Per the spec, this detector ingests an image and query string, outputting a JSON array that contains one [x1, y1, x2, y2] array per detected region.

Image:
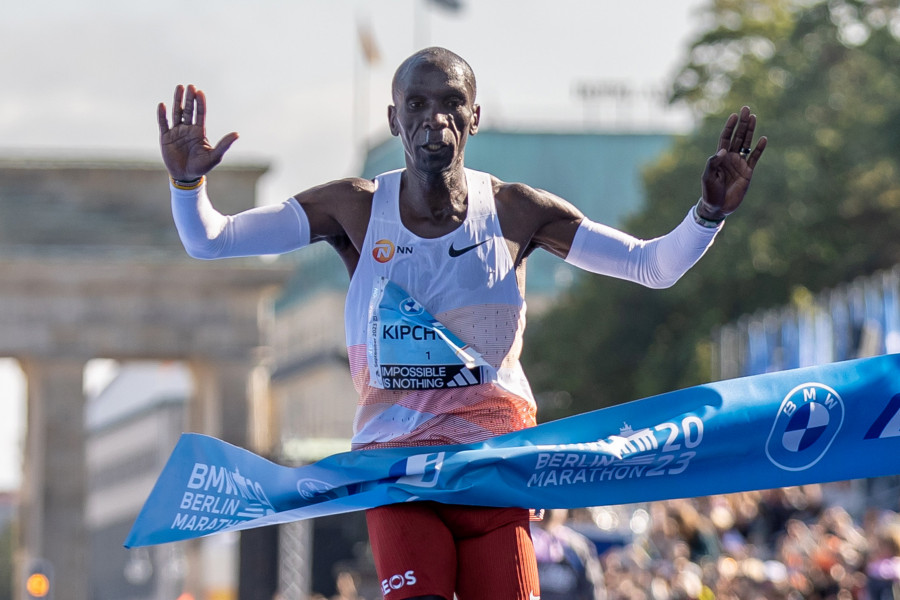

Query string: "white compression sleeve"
[[170, 181, 310, 259], [563, 207, 720, 289]]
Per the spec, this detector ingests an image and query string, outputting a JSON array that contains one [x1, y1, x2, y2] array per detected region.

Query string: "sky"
[[0, 0, 709, 491]]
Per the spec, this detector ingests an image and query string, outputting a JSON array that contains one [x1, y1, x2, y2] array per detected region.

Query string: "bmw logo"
[[766, 382, 844, 471]]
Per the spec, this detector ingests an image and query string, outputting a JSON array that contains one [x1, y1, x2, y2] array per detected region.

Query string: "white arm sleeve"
[[563, 206, 720, 289], [170, 181, 310, 259]]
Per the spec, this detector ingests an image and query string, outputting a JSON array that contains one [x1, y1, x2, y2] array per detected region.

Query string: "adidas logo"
[[446, 368, 479, 387]]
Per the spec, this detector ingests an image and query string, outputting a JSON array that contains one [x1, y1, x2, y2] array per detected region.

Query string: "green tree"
[[525, 0, 900, 421]]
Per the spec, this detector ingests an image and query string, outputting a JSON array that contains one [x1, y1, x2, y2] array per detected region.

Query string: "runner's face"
[[389, 59, 479, 175]]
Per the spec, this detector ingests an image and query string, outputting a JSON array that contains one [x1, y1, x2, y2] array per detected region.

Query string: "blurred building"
[[0, 492, 16, 531], [0, 157, 291, 600], [85, 361, 194, 600]]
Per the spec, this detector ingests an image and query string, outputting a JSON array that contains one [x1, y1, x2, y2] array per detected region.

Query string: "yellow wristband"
[[171, 176, 204, 191]]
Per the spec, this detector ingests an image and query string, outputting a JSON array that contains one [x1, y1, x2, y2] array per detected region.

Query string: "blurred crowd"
[[534, 478, 900, 600], [299, 479, 900, 599]]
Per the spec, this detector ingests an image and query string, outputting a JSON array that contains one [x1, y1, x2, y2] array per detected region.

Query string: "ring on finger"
[[739, 147, 751, 159]]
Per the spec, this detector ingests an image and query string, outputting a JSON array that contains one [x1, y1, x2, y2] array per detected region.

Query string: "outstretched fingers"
[[182, 84, 197, 126], [158, 83, 238, 177], [746, 136, 768, 170], [739, 113, 757, 151], [735, 107, 766, 170], [171, 84, 185, 126], [717, 112, 739, 152], [195, 89, 207, 128], [211, 132, 240, 164], [156, 102, 170, 136], [166, 84, 209, 128], [728, 106, 752, 153]]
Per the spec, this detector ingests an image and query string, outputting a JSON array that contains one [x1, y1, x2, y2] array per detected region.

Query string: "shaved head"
[[392, 47, 477, 102]]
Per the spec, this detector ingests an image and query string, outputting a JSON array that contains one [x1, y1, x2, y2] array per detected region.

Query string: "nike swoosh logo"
[[448, 239, 489, 258]]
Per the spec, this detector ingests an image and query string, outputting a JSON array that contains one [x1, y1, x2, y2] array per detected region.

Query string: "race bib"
[[367, 277, 493, 390]]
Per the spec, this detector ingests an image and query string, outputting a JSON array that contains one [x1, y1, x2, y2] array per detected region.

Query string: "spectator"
[[580, 482, 897, 599], [532, 509, 607, 600], [867, 516, 900, 600]]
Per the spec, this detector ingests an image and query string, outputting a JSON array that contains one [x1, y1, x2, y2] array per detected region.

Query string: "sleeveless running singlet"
[[345, 169, 537, 449]]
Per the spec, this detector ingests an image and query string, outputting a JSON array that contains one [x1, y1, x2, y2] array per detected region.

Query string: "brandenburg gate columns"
[[0, 158, 292, 600], [18, 357, 89, 600], [189, 358, 257, 447]]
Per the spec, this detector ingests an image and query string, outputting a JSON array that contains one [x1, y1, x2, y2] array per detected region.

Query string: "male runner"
[[159, 47, 765, 600]]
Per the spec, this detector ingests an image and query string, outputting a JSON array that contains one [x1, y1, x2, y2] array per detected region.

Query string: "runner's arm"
[[170, 175, 373, 259], [562, 208, 720, 289], [528, 105, 766, 287], [160, 83, 362, 259], [500, 182, 718, 289], [171, 180, 310, 259]]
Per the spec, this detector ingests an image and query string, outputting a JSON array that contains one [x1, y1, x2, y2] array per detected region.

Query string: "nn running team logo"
[[373, 239, 395, 263], [766, 382, 844, 471], [373, 239, 413, 263]]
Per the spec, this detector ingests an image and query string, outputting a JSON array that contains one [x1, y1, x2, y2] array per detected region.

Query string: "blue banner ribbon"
[[126, 354, 900, 547]]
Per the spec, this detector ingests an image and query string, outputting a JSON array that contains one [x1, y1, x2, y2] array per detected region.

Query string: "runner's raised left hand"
[[698, 106, 767, 220]]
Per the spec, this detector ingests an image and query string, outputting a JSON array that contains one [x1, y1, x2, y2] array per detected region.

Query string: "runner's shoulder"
[[492, 176, 540, 203], [491, 176, 575, 215], [297, 176, 375, 202], [294, 177, 376, 216]]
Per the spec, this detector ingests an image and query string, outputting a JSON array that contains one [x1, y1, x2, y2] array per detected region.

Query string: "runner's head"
[[389, 47, 480, 175], [391, 47, 477, 101]]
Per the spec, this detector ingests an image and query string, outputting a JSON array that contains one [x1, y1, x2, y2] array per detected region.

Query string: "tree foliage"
[[525, 0, 900, 421]]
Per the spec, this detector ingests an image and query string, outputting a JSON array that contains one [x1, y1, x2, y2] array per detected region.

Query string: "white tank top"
[[345, 169, 537, 449]]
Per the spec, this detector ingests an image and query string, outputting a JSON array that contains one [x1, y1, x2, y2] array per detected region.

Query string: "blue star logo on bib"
[[368, 278, 492, 390], [399, 297, 425, 316]]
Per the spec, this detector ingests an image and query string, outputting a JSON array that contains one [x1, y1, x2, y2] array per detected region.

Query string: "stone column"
[[18, 358, 87, 600], [278, 521, 313, 600], [188, 357, 269, 600], [187, 358, 255, 447]]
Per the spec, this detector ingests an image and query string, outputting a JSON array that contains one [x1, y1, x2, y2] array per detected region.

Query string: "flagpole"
[[353, 33, 368, 155], [355, 17, 381, 163], [414, 0, 428, 50]]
